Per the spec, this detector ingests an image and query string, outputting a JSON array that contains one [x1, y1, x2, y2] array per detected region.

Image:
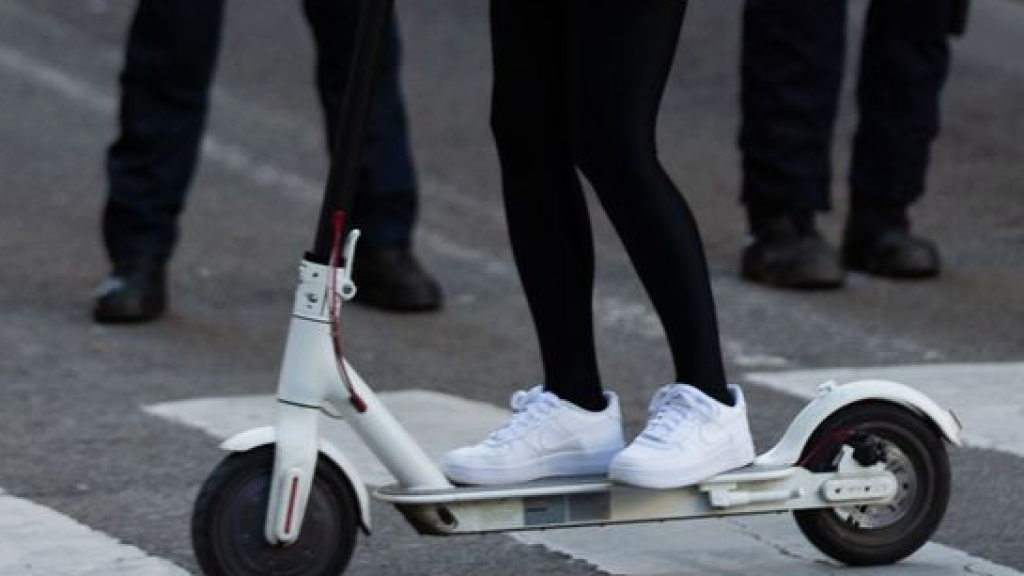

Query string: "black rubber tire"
[[794, 401, 951, 566], [191, 446, 359, 576]]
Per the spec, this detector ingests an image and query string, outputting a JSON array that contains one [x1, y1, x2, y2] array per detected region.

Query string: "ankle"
[[701, 384, 735, 407], [547, 387, 608, 412]]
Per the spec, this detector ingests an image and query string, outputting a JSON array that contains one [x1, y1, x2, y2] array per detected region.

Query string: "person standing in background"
[[738, 0, 964, 289], [95, 0, 442, 323]]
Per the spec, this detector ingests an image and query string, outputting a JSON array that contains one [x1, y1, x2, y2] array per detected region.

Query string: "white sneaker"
[[608, 383, 755, 489], [440, 386, 625, 485]]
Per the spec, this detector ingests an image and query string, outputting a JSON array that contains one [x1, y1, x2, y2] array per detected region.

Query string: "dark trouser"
[[490, 0, 730, 408], [739, 0, 953, 221], [103, 0, 417, 265]]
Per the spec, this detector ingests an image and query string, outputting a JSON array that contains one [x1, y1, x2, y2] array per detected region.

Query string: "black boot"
[[843, 204, 940, 279], [93, 260, 167, 324], [741, 209, 844, 290], [352, 247, 442, 312]]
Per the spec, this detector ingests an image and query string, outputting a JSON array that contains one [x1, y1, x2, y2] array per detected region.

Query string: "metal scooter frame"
[[200, 0, 963, 567]]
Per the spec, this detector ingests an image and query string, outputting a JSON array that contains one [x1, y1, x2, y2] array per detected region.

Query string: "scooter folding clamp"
[[337, 229, 361, 301]]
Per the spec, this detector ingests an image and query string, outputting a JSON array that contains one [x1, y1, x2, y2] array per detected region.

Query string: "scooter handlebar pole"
[[311, 0, 395, 263]]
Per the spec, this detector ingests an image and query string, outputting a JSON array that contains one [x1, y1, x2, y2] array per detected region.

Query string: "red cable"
[[328, 210, 367, 413], [797, 428, 853, 468]]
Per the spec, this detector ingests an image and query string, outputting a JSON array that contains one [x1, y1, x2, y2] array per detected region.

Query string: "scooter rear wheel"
[[794, 401, 950, 566], [192, 446, 359, 576]]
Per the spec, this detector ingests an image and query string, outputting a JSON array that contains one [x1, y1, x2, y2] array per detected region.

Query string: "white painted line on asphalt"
[[0, 492, 189, 576], [517, 515, 1021, 576], [0, 38, 323, 207], [148, 388, 1022, 576], [746, 362, 1024, 458]]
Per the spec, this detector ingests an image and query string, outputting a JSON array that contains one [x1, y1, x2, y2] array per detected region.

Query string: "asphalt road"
[[0, 0, 1022, 574]]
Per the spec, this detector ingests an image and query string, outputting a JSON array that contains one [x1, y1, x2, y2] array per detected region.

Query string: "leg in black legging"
[[569, 0, 729, 404], [490, 0, 730, 407], [490, 1, 603, 410]]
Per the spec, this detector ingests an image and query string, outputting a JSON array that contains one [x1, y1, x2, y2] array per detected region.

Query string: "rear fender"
[[754, 379, 963, 467]]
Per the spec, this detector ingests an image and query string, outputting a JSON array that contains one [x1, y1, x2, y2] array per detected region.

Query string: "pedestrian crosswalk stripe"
[[516, 515, 1021, 576], [148, 383, 1022, 576], [0, 490, 188, 576]]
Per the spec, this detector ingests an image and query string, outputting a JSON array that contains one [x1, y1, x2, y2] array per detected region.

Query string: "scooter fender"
[[754, 379, 963, 467], [220, 426, 372, 534]]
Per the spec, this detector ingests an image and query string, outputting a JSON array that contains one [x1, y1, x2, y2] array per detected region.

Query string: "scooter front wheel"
[[794, 401, 951, 566], [192, 446, 359, 576]]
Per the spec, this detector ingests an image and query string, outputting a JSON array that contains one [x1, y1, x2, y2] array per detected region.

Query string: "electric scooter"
[[189, 0, 962, 573]]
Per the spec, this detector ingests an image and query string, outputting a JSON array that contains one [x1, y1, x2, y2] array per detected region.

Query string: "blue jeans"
[[103, 0, 417, 265], [739, 0, 953, 217]]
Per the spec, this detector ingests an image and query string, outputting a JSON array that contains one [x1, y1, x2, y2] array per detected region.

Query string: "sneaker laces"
[[485, 386, 561, 445], [640, 385, 718, 444]]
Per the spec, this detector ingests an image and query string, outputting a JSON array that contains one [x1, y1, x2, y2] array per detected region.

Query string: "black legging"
[[490, 0, 731, 409]]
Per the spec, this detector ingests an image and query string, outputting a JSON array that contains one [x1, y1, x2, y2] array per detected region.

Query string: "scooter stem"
[[266, 257, 451, 544]]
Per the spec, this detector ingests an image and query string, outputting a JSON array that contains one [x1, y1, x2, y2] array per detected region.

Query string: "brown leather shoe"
[[93, 261, 167, 324], [352, 247, 442, 312]]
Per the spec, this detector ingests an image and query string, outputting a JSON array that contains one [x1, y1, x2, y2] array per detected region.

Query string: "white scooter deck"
[[374, 451, 898, 535]]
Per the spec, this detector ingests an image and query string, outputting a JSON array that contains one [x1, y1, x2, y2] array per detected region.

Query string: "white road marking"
[[517, 515, 1020, 576], [148, 385, 1021, 576], [0, 490, 188, 576], [0, 44, 113, 114], [746, 362, 1024, 459]]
